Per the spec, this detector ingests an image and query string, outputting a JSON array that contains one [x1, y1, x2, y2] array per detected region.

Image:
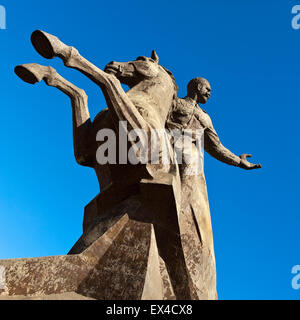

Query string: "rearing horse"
[[15, 30, 178, 190]]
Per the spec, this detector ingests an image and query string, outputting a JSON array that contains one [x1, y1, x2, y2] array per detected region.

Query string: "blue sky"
[[0, 0, 299, 300]]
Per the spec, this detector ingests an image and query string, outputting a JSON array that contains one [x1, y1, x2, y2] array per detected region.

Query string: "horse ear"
[[151, 50, 159, 63]]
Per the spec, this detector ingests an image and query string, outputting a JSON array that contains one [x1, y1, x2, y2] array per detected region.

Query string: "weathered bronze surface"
[[0, 31, 261, 300]]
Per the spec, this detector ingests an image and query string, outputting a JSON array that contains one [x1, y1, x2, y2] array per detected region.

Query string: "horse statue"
[[14, 31, 201, 300]]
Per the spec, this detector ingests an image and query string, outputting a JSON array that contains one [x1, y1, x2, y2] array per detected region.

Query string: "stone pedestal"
[[0, 177, 217, 300]]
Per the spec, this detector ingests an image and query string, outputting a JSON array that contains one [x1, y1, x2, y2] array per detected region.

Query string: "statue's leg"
[[31, 31, 154, 136], [15, 63, 93, 167]]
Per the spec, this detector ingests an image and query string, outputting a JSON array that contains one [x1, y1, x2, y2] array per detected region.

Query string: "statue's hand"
[[239, 154, 262, 170]]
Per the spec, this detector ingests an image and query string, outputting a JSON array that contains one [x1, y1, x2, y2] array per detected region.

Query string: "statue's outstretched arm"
[[204, 121, 261, 170], [204, 126, 241, 166]]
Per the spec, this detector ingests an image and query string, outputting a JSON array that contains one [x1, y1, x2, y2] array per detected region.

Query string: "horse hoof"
[[15, 64, 53, 84], [31, 30, 57, 59]]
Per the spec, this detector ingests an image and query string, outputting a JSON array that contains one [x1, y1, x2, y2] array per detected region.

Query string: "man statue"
[[169, 77, 262, 170], [167, 77, 261, 299]]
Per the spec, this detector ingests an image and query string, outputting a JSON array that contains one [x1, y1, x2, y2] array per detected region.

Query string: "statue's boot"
[[31, 30, 77, 65], [14, 63, 57, 86]]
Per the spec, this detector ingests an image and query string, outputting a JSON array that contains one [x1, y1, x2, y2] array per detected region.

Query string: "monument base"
[[0, 214, 175, 300]]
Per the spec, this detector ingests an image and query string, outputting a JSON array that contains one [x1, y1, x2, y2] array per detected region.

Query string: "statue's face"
[[197, 81, 211, 104], [104, 52, 160, 87]]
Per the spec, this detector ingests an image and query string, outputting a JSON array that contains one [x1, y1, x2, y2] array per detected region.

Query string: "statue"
[[167, 77, 261, 299], [0, 30, 261, 300]]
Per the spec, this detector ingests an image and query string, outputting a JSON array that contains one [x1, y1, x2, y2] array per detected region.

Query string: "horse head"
[[104, 50, 178, 126], [104, 50, 162, 88]]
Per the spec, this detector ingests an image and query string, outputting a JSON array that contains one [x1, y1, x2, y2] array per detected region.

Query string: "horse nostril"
[[104, 61, 124, 76], [105, 61, 116, 70]]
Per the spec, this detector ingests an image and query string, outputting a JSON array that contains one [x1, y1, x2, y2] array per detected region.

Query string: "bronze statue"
[[0, 31, 261, 300]]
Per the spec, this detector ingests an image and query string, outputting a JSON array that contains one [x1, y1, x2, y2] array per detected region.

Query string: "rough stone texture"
[[0, 208, 177, 300], [0, 215, 161, 300], [6, 30, 262, 300]]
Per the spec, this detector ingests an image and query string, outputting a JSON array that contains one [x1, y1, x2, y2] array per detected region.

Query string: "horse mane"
[[159, 66, 180, 125], [161, 66, 179, 93]]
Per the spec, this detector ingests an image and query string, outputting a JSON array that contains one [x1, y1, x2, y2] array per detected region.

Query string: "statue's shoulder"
[[194, 107, 212, 128], [194, 107, 207, 117]]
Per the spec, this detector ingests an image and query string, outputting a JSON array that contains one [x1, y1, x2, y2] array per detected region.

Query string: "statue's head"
[[187, 77, 211, 104], [104, 50, 161, 87]]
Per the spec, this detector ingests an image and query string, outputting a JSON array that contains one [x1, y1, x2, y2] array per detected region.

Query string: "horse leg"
[[31, 31, 154, 136], [15, 63, 93, 167]]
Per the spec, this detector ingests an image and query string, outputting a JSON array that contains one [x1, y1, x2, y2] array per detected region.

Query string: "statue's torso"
[[168, 97, 212, 131]]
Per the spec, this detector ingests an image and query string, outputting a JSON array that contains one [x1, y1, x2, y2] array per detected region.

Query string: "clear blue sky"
[[0, 0, 299, 300]]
